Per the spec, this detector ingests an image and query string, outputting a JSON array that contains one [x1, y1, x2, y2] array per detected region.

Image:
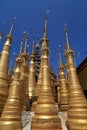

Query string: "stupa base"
[[66, 119, 87, 130], [0, 119, 21, 130], [32, 116, 62, 130]]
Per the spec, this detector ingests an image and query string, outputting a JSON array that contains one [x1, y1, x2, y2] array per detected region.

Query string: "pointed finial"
[[64, 23, 70, 50], [24, 33, 29, 54], [44, 10, 49, 37], [20, 33, 24, 54], [9, 17, 16, 35], [58, 45, 63, 67]]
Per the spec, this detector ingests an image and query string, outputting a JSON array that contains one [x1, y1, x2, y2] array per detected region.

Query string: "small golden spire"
[[24, 33, 28, 54], [64, 24, 70, 50], [28, 40, 36, 101], [9, 17, 16, 35], [40, 11, 49, 46], [20, 33, 24, 54], [58, 46, 68, 111], [44, 14, 48, 38], [29, 40, 35, 62]]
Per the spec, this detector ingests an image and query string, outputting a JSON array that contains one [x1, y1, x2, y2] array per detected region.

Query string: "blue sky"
[[0, 0, 87, 73]]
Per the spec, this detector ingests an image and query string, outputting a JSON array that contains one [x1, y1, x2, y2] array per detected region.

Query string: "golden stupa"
[[64, 25, 87, 130], [58, 48, 68, 111], [18, 33, 29, 111], [28, 41, 36, 99], [0, 65, 21, 130], [31, 15, 62, 130], [0, 12, 86, 130], [0, 19, 15, 116]]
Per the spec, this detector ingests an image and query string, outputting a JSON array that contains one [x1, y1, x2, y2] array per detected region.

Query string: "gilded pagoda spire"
[[31, 17, 48, 110], [32, 15, 62, 130], [15, 34, 24, 67], [41, 13, 49, 48], [33, 17, 48, 102], [0, 65, 21, 130], [28, 40, 36, 101], [64, 24, 70, 50], [24, 33, 28, 55], [15, 33, 29, 111], [20, 33, 29, 111], [44, 16, 47, 37], [0, 18, 15, 116], [64, 25, 87, 130], [58, 46, 68, 111]]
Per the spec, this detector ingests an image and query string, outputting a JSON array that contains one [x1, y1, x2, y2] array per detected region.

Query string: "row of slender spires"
[[0, 14, 86, 130]]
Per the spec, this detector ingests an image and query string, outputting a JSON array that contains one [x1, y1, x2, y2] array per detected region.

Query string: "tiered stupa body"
[[64, 26, 87, 130], [0, 66, 21, 130], [32, 16, 62, 130], [58, 51, 68, 111], [0, 20, 15, 116]]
